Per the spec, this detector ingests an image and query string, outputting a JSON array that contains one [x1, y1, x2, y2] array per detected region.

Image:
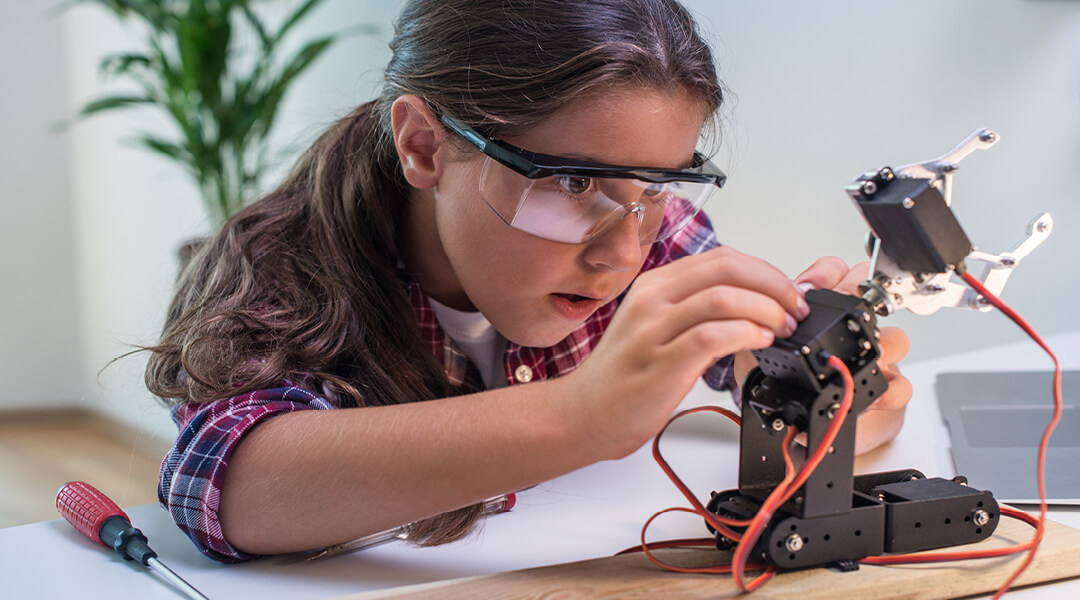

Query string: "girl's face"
[[415, 87, 708, 348]]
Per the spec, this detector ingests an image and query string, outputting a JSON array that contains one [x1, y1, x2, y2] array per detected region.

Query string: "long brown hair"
[[146, 0, 726, 546]]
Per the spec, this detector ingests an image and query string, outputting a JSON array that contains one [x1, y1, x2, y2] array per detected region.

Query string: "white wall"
[[0, 1, 82, 411], [692, 0, 1079, 362], [32, 0, 1080, 438]]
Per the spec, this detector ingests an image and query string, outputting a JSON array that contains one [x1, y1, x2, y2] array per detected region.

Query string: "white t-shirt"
[[427, 297, 508, 389]]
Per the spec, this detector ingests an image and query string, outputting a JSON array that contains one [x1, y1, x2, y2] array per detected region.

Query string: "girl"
[[147, 0, 911, 562]]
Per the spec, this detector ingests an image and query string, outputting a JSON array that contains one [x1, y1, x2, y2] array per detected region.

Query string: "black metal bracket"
[[707, 289, 999, 570]]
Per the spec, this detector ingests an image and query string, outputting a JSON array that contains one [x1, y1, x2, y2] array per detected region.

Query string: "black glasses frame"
[[440, 114, 727, 188]]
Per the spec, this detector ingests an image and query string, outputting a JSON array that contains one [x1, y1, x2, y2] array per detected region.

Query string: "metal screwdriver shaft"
[[56, 481, 210, 600]]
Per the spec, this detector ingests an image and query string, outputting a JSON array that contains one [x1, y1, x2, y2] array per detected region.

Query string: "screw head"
[[801, 345, 812, 355], [861, 180, 878, 196], [973, 509, 990, 527], [771, 418, 785, 431], [785, 533, 804, 553], [902, 197, 915, 209], [980, 131, 997, 143]]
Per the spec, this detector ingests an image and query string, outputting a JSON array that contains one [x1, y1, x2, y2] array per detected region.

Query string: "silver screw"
[[772, 418, 785, 432], [801, 345, 812, 355], [861, 340, 873, 351], [1037, 220, 1050, 233], [846, 319, 860, 333], [785, 534, 804, 553], [941, 162, 958, 173], [902, 197, 915, 209], [860, 312, 871, 323], [827, 402, 841, 419], [980, 131, 997, 143], [862, 181, 878, 195], [973, 510, 990, 527]]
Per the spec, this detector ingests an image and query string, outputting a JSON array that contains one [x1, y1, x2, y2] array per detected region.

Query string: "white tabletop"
[[2, 330, 1078, 599]]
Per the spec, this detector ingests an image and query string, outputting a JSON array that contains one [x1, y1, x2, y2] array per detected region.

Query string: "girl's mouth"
[[556, 293, 590, 303]]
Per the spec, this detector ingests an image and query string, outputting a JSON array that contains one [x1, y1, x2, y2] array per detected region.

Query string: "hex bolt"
[[973, 510, 990, 527], [785, 534, 804, 553], [771, 418, 785, 432]]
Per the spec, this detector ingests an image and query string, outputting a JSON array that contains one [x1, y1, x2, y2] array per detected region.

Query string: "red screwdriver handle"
[[56, 481, 129, 546]]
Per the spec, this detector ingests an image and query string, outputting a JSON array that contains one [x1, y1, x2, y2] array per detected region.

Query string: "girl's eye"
[[557, 176, 594, 195], [641, 183, 668, 199]]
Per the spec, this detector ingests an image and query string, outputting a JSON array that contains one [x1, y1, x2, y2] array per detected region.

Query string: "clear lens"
[[478, 158, 715, 244]]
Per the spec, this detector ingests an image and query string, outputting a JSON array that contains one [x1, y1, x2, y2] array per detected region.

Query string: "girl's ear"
[[391, 95, 445, 189]]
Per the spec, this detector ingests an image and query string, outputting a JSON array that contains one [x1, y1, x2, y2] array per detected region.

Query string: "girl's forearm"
[[218, 377, 604, 555]]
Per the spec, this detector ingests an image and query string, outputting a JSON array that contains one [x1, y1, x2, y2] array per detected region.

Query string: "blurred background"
[[2, 0, 1077, 527]]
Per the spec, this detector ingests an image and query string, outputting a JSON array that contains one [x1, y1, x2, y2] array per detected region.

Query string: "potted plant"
[[74, 0, 341, 227]]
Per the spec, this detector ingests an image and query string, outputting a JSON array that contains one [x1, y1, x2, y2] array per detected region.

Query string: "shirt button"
[[513, 365, 534, 383]]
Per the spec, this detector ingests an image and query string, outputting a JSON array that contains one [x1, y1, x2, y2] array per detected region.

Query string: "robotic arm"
[[705, 129, 1052, 570], [852, 128, 1052, 316]]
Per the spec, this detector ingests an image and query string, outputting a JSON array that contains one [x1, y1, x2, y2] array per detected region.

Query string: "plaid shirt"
[[158, 211, 735, 562]]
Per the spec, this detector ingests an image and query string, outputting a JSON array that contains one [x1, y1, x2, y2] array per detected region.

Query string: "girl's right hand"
[[558, 245, 809, 460]]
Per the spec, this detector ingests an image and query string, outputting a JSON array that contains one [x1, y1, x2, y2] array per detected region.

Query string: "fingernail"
[[795, 295, 810, 320], [797, 281, 815, 294], [784, 314, 798, 337], [759, 326, 775, 341]]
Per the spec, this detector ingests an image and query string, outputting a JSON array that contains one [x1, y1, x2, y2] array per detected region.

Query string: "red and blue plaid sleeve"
[[158, 385, 334, 562]]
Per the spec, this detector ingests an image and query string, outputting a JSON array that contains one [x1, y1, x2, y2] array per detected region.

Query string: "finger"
[[654, 285, 797, 344], [833, 261, 871, 296], [643, 246, 808, 320], [793, 256, 850, 292], [867, 373, 912, 412], [876, 327, 910, 366], [662, 318, 777, 379]]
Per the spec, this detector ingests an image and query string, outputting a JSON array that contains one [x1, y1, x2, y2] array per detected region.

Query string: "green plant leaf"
[[78, 95, 153, 117], [138, 135, 192, 165], [99, 52, 152, 77], [272, 0, 327, 45]]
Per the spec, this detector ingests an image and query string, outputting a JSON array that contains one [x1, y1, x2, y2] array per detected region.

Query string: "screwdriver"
[[56, 481, 211, 600]]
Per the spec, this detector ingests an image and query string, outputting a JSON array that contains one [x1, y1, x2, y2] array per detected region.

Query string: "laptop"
[[936, 370, 1080, 505]]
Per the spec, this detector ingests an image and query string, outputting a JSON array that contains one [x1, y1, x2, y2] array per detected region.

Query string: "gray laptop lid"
[[936, 370, 1080, 504]]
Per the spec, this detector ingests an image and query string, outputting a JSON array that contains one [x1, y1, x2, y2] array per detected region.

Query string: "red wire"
[[958, 270, 1061, 599], [650, 406, 749, 542], [731, 355, 854, 589]]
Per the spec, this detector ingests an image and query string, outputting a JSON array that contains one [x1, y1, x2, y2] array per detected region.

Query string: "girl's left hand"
[[794, 257, 913, 455]]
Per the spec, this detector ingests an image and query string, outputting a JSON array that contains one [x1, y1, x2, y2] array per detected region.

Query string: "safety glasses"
[[441, 114, 726, 245]]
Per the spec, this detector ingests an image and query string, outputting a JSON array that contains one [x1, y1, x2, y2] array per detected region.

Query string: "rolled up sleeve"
[[158, 386, 333, 562]]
